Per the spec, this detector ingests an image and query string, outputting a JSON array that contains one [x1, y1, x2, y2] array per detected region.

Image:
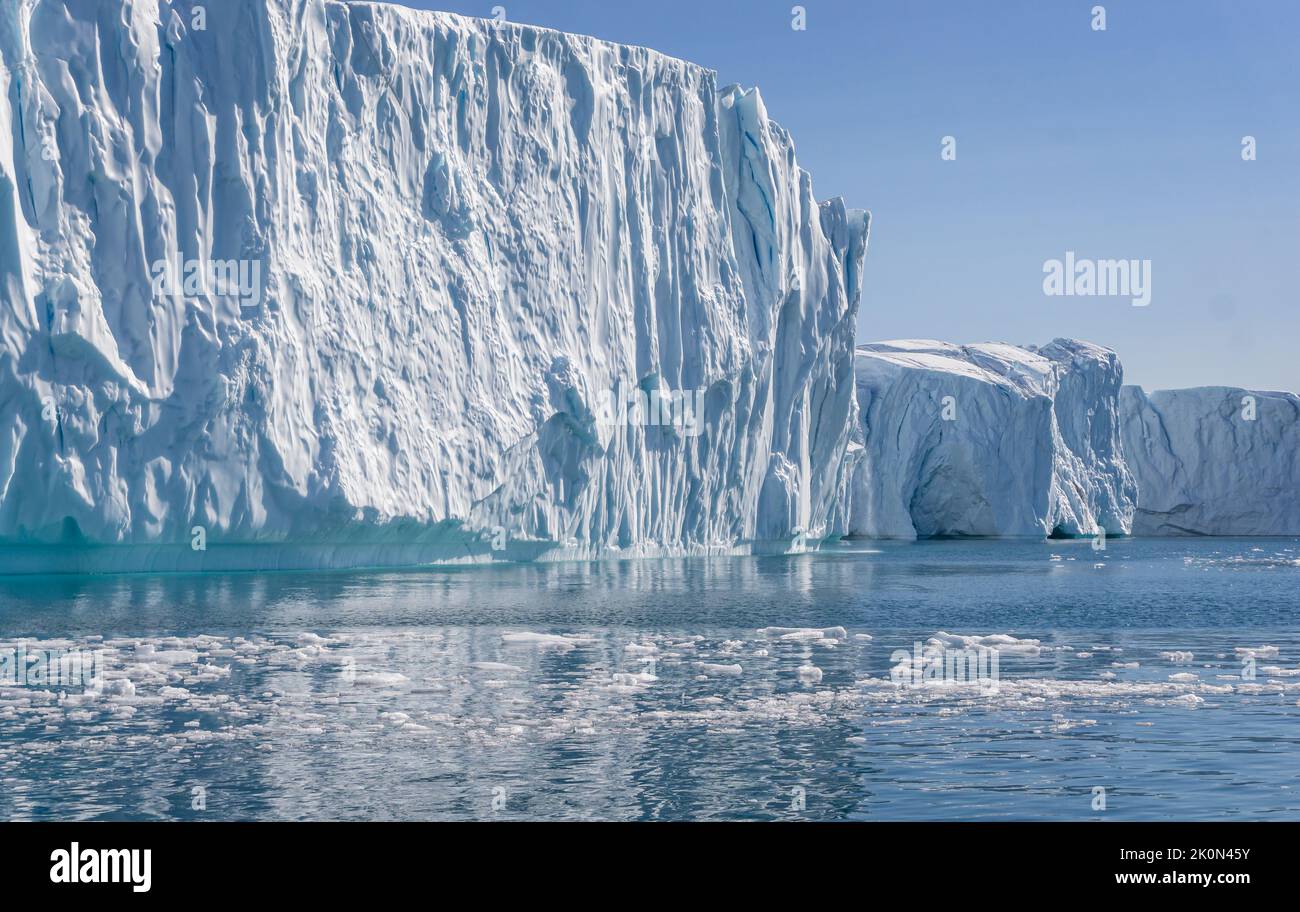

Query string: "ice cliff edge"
[[1121, 386, 1300, 536], [0, 0, 868, 561], [842, 336, 1299, 541], [844, 339, 1137, 539]]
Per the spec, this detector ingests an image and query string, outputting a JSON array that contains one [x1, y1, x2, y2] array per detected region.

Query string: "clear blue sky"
[[386, 0, 1299, 393]]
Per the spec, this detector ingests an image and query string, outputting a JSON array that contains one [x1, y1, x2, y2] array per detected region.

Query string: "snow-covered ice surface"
[[1121, 386, 1300, 536], [3, 537, 1299, 821], [0, 0, 867, 567], [845, 339, 1136, 539]]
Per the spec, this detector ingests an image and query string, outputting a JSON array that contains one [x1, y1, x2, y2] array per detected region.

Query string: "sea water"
[[1, 537, 1298, 821]]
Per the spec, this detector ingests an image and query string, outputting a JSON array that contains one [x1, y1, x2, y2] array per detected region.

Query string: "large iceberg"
[[0, 0, 867, 567], [845, 339, 1136, 539], [1121, 386, 1300, 536]]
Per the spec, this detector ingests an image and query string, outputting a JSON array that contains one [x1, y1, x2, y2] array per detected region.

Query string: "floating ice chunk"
[[470, 662, 524, 674], [134, 645, 199, 665], [611, 672, 658, 686], [1052, 717, 1097, 731], [350, 672, 409, 687], [90, 677, 136, 698], [696, 663, 743, 677], [1159, 651, 1194, 663], [501, 633, 596, 652], [797, 665, 824, 684], [930, 631, 1042, 656], [1168, 673, 1198, 683], [758, 627, 848, 641]]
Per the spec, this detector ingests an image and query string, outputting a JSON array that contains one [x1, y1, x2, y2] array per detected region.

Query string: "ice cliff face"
[[846, 339, 1136, 539], [1121, 386, 1300, 536], [0, 0, 867, 561]]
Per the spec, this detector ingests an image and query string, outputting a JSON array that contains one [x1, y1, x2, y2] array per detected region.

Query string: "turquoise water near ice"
[[1, 537, 1298, 820]]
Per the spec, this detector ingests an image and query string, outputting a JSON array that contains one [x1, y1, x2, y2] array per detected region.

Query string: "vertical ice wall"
[[1121, 386, 1300, 535], [0, 0, 868, 562], [846, 339, 1136, 539]]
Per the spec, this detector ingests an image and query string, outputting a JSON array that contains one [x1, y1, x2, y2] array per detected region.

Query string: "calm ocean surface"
[[1, 537, 1298, 821]]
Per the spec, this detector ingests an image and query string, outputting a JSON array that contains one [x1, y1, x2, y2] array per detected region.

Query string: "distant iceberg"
[[844, 339, 1136, 540], [1121, 386, 1300, 536]]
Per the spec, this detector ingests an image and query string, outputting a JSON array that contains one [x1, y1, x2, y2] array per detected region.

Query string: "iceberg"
[[844, 339, 1136, 539], [1120, 386, 1300, 535], [0, 0, 868, 567]]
